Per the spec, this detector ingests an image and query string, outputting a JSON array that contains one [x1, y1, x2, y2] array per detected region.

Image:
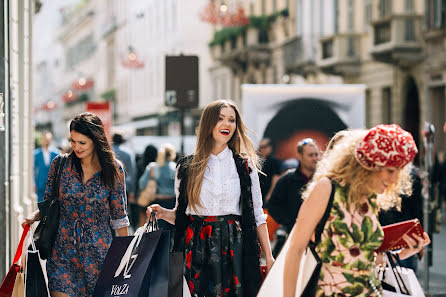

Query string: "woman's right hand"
[[21, 210, 41, 228], [21, 215, 36, 228], [146, 204, 166, 221]]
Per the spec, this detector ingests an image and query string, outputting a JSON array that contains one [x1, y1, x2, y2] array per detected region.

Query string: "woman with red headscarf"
[[283, 125, 431, 297]]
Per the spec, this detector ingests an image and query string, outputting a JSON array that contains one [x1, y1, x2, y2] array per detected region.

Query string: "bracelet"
[[369, 280, 382, 297]]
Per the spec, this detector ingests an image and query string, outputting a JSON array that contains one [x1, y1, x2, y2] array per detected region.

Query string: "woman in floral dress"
[[24, 112, 130, 297], [283, 124, 431, 297], [147, 100, 274, 297]]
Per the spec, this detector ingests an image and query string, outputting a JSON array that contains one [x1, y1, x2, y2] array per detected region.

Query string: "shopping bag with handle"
[[0, 225, 30, 297], [93, 214, 170, 297], [24, 231, 50, 297]]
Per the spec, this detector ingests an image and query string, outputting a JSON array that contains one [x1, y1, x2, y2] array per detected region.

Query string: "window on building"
[[425, 0, 442, 30], [405, 18, 415, 41], [272, 0, 277, 12], [347, 37, 355, 57], [378, 0, 392, 18], [297, 0, 302, 35], [273, 66, 278, 84], [382, 87, 392, 124], [365, 89, 372, 128], [320, 0, 324, 36], [348, 0, 354, 32], [66, 34, 96, 70], [405, 0, 413, 13], [364, 0, 372, 30], [334, 0, 339, 33], [262, 0, 266, 14]]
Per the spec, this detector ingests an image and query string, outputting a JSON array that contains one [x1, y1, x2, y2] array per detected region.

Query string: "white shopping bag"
[[381, 254, 425, 297], [183, 276, 191, 297], [257, 231, 319, 297]]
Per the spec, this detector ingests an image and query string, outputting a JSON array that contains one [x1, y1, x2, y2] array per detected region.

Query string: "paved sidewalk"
[[418, 222, 446, 297]]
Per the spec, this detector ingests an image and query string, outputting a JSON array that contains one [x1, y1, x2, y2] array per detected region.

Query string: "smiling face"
[[212, 106, 236, 148], [70, 130, 95, 160], [369, 167, 401, 194]]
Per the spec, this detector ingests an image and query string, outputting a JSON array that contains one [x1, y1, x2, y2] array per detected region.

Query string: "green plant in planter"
[[208, 7, 289, 47]]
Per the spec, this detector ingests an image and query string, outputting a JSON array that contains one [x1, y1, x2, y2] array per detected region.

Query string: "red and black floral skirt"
[[184, 215, 243, 297]]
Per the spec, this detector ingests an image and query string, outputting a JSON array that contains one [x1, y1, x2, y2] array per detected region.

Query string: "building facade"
[[1, 0, 34, 279], [33, 0, 214, 141], [209, 0, 446, 158]]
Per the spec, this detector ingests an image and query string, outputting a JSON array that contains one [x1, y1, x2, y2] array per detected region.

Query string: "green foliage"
[[100, 89, 116, 101], [208, 8, 289, 47], [249, 15, 270, 30], [209, 26, 247, 47], [65, 92, 89, 107]]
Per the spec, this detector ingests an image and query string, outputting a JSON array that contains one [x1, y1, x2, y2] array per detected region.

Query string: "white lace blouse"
[[174, 146, 267, 227]]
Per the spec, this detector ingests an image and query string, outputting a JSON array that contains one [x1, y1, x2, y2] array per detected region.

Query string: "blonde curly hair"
[[303, 129, 413, 206]]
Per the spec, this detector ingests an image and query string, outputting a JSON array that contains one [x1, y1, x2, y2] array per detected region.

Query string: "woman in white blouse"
[[147, 99, 274, 297]]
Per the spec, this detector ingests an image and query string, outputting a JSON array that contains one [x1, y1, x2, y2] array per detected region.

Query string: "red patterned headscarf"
[[354, 124, 418, 170]]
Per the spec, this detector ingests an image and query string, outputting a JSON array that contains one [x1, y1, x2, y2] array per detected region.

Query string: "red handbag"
[[375, 219, 424, 253], [0, 225, 30, 297]]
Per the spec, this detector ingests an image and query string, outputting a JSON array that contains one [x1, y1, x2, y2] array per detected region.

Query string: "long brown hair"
[[69, 112, 123, 190], [187, 99, 260, 211]]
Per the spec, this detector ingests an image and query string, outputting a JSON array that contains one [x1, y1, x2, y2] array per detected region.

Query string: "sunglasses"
[[298, 138, 315, 146]]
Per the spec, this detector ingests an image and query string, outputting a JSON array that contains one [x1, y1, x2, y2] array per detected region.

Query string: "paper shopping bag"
[[10, 272, 24, 297], [92, 226, 169, 297], [0, 225, 30, 297]]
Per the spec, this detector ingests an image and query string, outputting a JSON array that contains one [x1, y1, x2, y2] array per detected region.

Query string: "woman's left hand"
[[266, 255, 275, 272], [399, 232, 431, 260]]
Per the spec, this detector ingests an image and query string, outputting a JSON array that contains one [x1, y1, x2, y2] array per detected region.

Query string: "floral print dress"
[[44, 156, 129, 297], [315, 182, 384, 297]]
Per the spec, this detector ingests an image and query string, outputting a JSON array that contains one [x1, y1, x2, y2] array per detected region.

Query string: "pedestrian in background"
[[112, 132, 138, 232], [138, 143, 176, 229], [283, 124, 430, 297], [136, 144, 158, 186], [266, 138, 319, 257], [258, 138, 282, 204], [34, 131, 60, 203], [147, 99, 274, 297], [23, 112, 129, 297]]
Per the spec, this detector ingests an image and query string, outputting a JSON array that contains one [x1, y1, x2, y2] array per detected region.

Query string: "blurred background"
[[1, 0, 446, 295]]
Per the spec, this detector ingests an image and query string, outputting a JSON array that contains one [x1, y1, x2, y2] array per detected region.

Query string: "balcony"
[[370, 15, 423, 66], [282, 36, 317, 75], [317, 33, 361, 76], [210, 27, 272, 71]]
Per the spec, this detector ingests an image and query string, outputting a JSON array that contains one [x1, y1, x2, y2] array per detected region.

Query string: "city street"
[[419, 221, 446, 297], [3, 0, 446, 295]]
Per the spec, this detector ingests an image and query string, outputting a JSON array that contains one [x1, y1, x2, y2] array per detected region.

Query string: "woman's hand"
[[399, 232, 431, 260], [146, 204, 166, 220], [146, 204, 176, 225], [21, 210, 40, 228], [266, 255, 275, 272]]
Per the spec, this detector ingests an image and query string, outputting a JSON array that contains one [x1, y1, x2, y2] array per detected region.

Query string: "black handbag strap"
[[50, 154, 67, 203], [385, 252, 410, 295], [313, 180, 336, 245]]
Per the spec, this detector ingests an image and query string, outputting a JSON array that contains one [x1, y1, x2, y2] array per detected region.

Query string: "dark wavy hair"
[[69, 112, 123, 189]]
